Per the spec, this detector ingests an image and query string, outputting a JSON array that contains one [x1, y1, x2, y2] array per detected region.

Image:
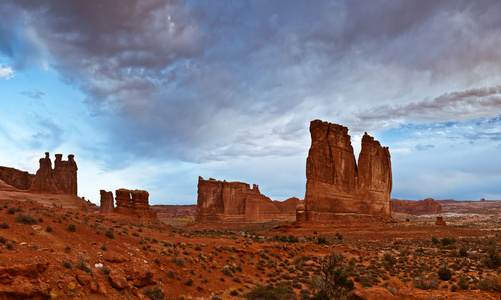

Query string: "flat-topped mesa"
[[99, 190, 114, 214], [196, 176, 298, 222], [304, 120, 392, 222], [114, 189, 157, 220], [27, 152, 78, 195]]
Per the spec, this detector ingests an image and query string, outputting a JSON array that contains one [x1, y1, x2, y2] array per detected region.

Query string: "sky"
[[1, 0, 501, 205]]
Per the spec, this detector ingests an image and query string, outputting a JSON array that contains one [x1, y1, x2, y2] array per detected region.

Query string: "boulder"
[[304, 120, 392, 221]]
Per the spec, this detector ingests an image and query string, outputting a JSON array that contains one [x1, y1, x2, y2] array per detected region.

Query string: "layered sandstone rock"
[[196, 177, 297, 222], [27, 152, 78, 195], [100, 190, 115, 214], [304, 120, 392, 221], [0, 166, 34, 190], [390, 198, 442, 215], [114, 189, 156, 219]]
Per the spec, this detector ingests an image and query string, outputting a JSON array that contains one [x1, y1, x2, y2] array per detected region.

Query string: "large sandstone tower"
[[304, 120, 392, 221]]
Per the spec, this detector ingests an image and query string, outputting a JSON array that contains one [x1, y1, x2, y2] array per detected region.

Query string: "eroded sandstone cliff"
[[114, 189, 157, 220], [100, 190, 115, 214], [0, 167, 34, 190], [304, 120, 392, 221], [27, 152, 78, 195], [196, 177, 297, 222]]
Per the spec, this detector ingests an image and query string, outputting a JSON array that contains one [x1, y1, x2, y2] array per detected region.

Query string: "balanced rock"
[[304, 120, 392, 221], [390, 198, 442, 215], [196, 177, 299, 222]]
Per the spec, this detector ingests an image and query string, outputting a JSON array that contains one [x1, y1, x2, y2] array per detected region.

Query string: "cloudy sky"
[[1, 0, 501, 204]]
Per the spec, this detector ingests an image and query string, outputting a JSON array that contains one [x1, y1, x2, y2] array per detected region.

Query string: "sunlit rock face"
[[196, 177, 299, 222], [304, 120, 392, 221]]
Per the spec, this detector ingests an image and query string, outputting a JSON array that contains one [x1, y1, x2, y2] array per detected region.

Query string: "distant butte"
[[302, 120, 392, 221], [195, 177, 299, 222]]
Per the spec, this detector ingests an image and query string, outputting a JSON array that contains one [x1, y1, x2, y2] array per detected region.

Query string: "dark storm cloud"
[[2, 0, 501, 168], [359, 86, 501, 123]]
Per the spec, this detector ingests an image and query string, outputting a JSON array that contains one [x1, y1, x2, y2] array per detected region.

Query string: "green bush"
[[171, 257, 186, 267]]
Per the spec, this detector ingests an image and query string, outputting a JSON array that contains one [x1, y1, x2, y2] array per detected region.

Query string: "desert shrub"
[[478, 275, 501, 292], [382, 253, 396, 270], [244, 285, 297, 300], [459, 247, 468, 257], [437, 265, 452, 281], [75, 253, 92, 274], [0, 236, 7, 244], [458, 275, 469, 290], [15, 213, 38, 225], [105, 228, 115, 239], [38, 217, 43, 223], [45, 226, 52, 232], [143, 286, 165, 300], [184, 278, 194, 286], [310, 252, 354, 299], [359, 275, 380, 287], [222, 266, 233, 277], [101, 244, 108, 251], [171, 257, 186, 267], [7, 207, 15, 214], [440, 237, 455, 247], [167, 270, 175, 278], [67, 223, 76, 232], [335, 232, 343, 240], [482, 247, 501, 268], [230, 289, 239, 296], [316, 237, 328, 245], [6, 242, 13, 250], [63, 261, 73, 269], [33, 244, 39, 250], [0, 222, 9, 229], [413, 275, 439, 290]]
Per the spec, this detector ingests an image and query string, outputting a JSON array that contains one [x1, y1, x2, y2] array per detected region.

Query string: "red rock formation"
[[52, 154, 78, 195], [196, 177, 296, 222], [114, 189, 156, 219], [0, 166, 34, 190], [100, 190, 115, 214], [150, 205, 197, 219], [390, 198, 442, 215], [435, 216, 446, 226], [27, 152, 78, 195], [304, 120, 392, 222]]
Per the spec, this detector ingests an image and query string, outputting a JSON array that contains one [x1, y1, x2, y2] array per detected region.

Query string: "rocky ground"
[[0, 199, 500, 299]]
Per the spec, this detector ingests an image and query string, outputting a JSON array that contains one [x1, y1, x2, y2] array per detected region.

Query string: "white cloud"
[[0, 64, 13, 79]]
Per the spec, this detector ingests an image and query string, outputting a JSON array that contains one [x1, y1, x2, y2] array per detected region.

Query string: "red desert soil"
[[0, 198, 500, 299]]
